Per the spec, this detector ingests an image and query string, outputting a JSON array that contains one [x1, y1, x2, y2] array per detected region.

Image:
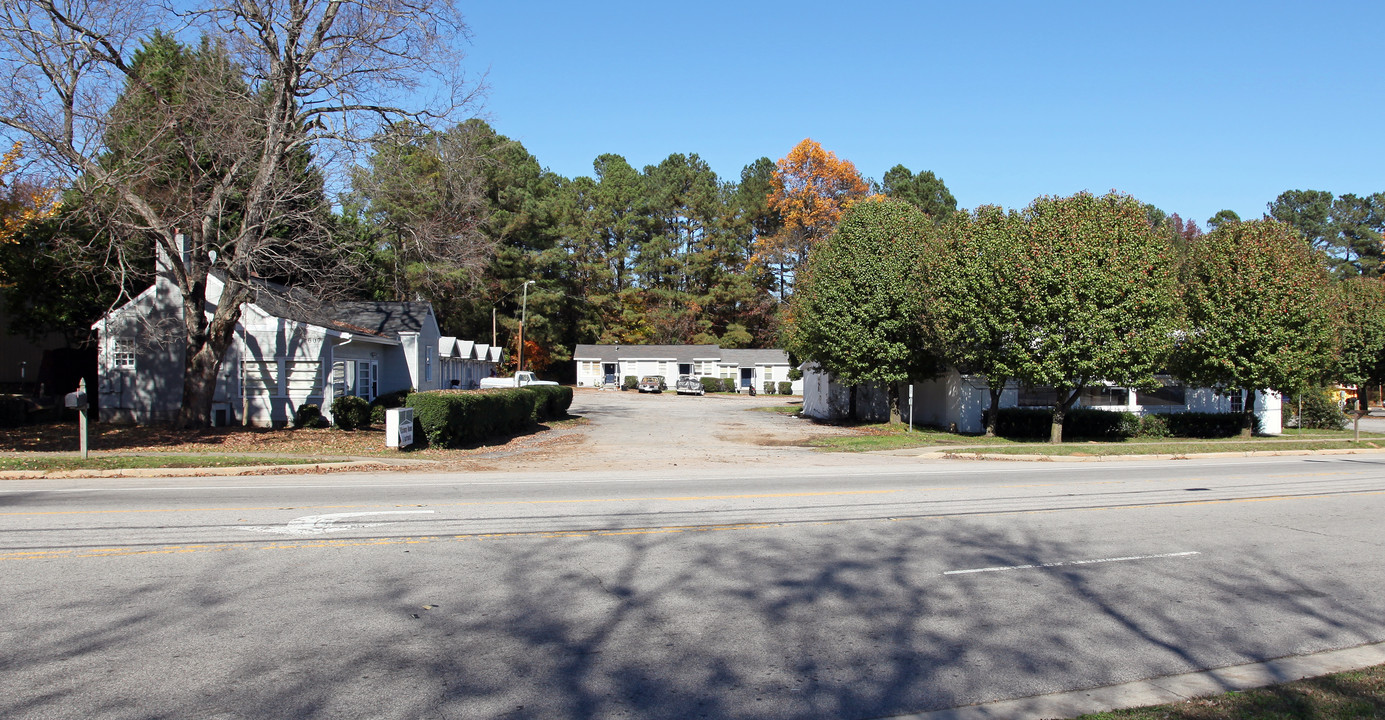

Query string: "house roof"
[[573, 344, 721, 363], [573, 344, 790, 365], [720, 348, 790, 365], [246, 278, 432, 340]]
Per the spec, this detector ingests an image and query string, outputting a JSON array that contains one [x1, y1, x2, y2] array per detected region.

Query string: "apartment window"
[[1018, 386, 1058, 407], [284, 361, 322, 394], [112, 338, 136, 369], [1079, 387, 1128, 406], [1138, 386, 1186, 407], [242, 361, 277, 396]]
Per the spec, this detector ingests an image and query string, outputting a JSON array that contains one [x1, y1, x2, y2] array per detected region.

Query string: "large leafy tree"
[[1328, 276, 1385, 439], [1007, 192, 1181, 443], [785, 198, 940, 421], [881, 164, 956, 221], [756, 138, 870, 298], [926, 205, 1025, 436], [0, 0, 480, 426], [1176, 219, 1336, 437]]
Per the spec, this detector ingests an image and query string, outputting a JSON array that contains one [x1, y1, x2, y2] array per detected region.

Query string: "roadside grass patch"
[[0, 455, 326, 472], [806, 422, 1385, 454], [1069, 662, 1385, 719], [751, 405, 802, 415]]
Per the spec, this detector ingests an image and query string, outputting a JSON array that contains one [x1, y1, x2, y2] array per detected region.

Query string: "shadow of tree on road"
[[4, 508, 1384, 719]]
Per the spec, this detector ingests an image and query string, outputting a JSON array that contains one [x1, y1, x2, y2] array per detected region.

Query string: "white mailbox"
[[386, 407, 414, 448]]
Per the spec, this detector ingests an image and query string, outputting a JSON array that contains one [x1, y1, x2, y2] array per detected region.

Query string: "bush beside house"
[[406, 386, 574, 448], [992, 407, 1252, 441]]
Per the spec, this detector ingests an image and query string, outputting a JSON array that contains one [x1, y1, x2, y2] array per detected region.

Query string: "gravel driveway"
[[472, 388, 874, 473]]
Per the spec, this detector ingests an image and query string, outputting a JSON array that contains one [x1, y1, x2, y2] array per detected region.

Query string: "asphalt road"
[[3, 453, 1385, 720]]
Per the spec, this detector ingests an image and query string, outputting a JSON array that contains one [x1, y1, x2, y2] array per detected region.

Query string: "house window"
[[1018, 386, 1058, 407], [242, 361, 277, 396], [1230, 390, 1245, 414], [1138, 386, 1186, 407], [1079, 387, 1128, 406], [425, 345, 433, 382], [356, 362, 373, 401], [112, 339, 136, 369], [284, 361, 321, 394], [332, 361, 350, 397]]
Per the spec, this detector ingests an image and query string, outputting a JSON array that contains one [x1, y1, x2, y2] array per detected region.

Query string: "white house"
[[93, 241, 494, 426], [438, 337, 502, 389], [801, 365, 1283, 434], [572, 344, 804, 394]]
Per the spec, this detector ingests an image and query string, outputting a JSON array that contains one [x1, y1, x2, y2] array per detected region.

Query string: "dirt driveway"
[[469, 389, 872, 473]]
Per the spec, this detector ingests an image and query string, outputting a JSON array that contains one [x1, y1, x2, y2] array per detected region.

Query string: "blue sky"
[[460, 1, 1383, 227]]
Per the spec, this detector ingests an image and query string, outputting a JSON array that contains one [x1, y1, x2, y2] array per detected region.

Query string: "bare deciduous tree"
[[0, 0, 486, 426]]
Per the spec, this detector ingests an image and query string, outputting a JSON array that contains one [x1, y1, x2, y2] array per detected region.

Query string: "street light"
[[517, 280, 535, 373]]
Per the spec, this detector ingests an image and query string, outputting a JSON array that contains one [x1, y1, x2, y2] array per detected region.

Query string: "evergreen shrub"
[[778, 381, 793, 396], [720, 378, 737, 393], [1292, 389, 1347, 430], [700, 377, 721, 393], [292, 403, 325, 429], [763, 381, 776, 395], [622, 375, 638, 391], [1137, 413, 1171, 438], [331, 395, 371, 430]]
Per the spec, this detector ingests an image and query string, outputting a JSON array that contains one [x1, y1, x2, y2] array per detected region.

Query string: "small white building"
[[93, 241, 494, 426], [572, 344, 803, 394], [438, 337, 502, 389], [802, 366, 1282, 434]]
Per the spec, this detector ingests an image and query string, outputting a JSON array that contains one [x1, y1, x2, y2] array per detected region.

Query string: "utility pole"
[[517, 280, 535, 373]]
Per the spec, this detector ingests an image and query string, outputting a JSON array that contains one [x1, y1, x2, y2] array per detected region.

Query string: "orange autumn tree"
[[0, 142, 59, 249], [755, 138, 871, 297]]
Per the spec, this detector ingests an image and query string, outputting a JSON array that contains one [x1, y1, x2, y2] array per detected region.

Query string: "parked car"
[[637, 375, 666, 393], [675, 375, 704, 396], [478, 371, 559, 389]]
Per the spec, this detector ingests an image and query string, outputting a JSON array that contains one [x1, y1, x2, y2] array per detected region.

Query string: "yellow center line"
[[4, 487, 1383, 563], [2, 470, 1367, 518]]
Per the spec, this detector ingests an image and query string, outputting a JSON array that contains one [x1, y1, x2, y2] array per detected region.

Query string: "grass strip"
[[1070, 662, 1385, 719], [807, 426, 1385, 454], [0, 455, 330, 472]]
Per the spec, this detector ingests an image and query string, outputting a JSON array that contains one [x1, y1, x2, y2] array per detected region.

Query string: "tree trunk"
[[1240, 389, 1256, 439], [1050, 386, 1084, 444], [848, 384, 858, 422], [888, 382, 902, 424], [175, 280, 247, 428], [984, 386, 1002, 437]]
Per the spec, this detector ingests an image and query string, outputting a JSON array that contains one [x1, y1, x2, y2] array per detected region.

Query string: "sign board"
[[386, 407, 414, 448]]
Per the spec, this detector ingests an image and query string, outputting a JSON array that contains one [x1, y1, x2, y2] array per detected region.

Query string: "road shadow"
[[4, 513, 1384, 719]]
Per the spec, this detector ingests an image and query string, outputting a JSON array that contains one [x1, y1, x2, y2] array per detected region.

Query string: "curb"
[[917, 447, 1385, 462], [892, 640, 1385, 720], [0, 460, 399, 480]]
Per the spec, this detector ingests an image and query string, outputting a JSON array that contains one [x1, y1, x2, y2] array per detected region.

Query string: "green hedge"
[[993, 407, 1247, 440], [720, 378, 737, 393], [778, 381, 793, 396], [1164, 411, 1257, 438], [763, 381, 777, 395], [405, 385, 574, 448], [699, 377, 721, 393], [622, 375, 638, 391]]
